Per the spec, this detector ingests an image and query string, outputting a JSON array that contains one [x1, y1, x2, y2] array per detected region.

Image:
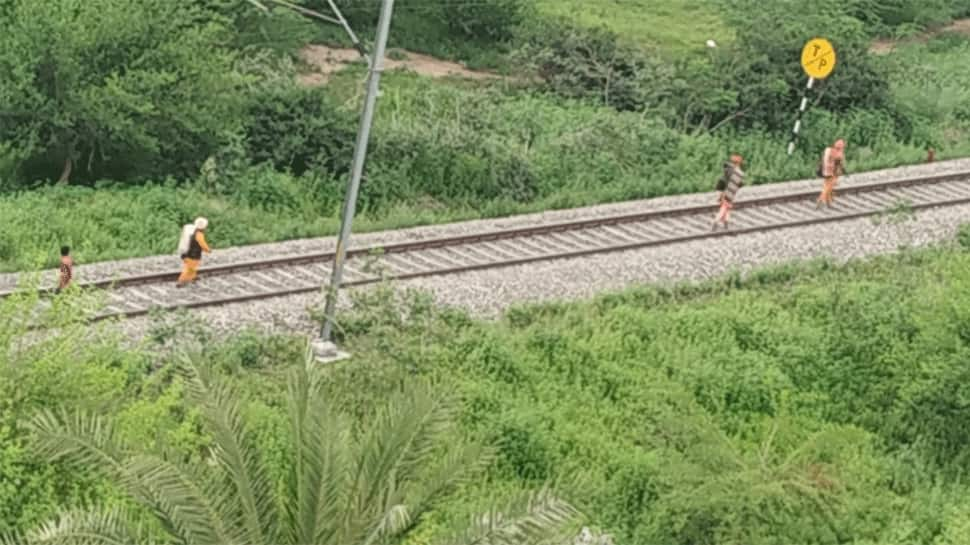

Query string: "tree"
[[718, 0, 894, 132], [4, 352, 577, 545], [513, 20, 675, 113], [0, 0, 248, 184], [243, 85, 356, 176]]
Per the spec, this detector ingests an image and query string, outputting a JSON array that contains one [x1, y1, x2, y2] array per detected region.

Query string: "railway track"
[[3, 171, 969, 322]]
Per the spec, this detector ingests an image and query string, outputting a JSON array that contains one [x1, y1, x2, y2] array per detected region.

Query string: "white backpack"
[[177, 224, 194, 256]]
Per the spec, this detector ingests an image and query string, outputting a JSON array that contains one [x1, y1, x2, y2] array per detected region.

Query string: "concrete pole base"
[[311, 340, 351, 364]]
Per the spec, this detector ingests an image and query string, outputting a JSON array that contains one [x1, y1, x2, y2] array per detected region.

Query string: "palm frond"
[[444, 487, 580, 545], [244, 0, 270, 12], [27, 409, 126, 474], [360, 503, 413, 545], [0, 532, 25, 545], [341, 382, 457, 542], [405, 441, 494, 521], [28, 407, 232, 545], [179, 357, 280, 545], [20, 506, 152, 545], [122, 454, 230, 545], [284, 352, 350, 545], [354, 382, 456, 507]]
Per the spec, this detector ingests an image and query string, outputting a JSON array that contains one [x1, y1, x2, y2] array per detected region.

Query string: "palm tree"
[[5, 348, 577, 545]]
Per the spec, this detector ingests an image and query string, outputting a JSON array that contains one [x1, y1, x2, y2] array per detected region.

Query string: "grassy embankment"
[[6, 230, 970, 543]]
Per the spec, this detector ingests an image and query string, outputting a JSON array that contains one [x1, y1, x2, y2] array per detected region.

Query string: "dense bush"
[[439, 0, 532, 43], [243, 85, 356, 176], [319, 245, 970, 544], [849, 0, 970, 32], [0, 289, 150, 534], [514, 19, 675, 113], [721, 0, 896, 131], [511, 0, 902, 138], [0, 0, 249, 185]]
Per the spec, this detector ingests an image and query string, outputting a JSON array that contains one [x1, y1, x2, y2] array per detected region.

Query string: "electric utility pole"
[[314, 0, 395, 361]]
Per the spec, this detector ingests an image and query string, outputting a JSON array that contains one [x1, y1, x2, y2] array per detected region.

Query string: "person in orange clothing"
[[56, 246, 73, 293], [712, 154, 745, 230], [816, 139, 846, 208], [176, 217, 211, 288]]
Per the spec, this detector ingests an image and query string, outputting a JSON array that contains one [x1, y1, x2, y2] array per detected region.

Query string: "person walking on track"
[[176, 217, 211, 288], [816, 139, 846, 208], [713, 154, 745, 231], [56, 246, 73, 293]]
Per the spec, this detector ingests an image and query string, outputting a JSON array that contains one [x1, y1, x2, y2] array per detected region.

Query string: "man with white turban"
[[176, 217, 211, 287]]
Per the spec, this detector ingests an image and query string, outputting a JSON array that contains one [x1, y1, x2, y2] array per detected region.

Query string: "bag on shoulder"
[[815, 158, 824, 178], [177, 224, 194, 257], [716, 163, 732, 191]]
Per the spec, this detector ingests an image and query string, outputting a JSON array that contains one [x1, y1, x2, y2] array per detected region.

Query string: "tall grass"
[[533, 0, 731, 52]]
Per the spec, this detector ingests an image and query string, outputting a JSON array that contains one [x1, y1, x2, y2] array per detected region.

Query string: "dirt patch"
[[870, 17, 970, 54], [298, 45, 502, 85]]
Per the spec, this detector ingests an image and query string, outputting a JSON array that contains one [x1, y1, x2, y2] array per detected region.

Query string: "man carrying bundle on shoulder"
[[713, 154, 745, 231], [176, 217, 211, 288]]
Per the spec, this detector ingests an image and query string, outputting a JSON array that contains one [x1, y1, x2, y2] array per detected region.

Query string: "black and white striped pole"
[[787, 77, 815, 156], [788, 38, 836, 155]]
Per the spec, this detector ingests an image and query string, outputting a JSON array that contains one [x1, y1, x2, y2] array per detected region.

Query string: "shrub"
[[440, 0, 531, 43], [322, 246, 970, 544], [494, 413, 554, 481], [0, 289, 148, 534], [513, 19, 674, 113], [849, 0, 969, 31], [719, 0, 896, 132], [0, 0, 248, 185], [959, 224, 970, 249], [242, 85, 356, 176]]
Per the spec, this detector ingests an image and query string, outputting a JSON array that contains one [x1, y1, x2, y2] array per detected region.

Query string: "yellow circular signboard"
[[801, 38, 836, 79]]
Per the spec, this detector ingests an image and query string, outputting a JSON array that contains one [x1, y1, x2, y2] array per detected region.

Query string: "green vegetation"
[[0, 0, 250, 185], [7, 234, 970, 543], [533, 0, 730, 52], [322, 240, 970, 544], [6, 3, 970, 542], [2, 0, 970, 271], [0, 0, 970, 271], [0, 290, 576, 544], [15, 365, 575, 545]]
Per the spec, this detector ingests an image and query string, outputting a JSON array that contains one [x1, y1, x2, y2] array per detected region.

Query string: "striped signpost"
[[788, 38, 836, 155]]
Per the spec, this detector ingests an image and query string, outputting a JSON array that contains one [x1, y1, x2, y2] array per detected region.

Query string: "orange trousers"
[[716, 198, 733, 224], [178, 258, 201, 284], [818, 175, 839, 205]]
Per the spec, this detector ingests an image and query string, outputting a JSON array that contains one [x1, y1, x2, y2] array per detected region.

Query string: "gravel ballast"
[[113, 199, 970, 342]]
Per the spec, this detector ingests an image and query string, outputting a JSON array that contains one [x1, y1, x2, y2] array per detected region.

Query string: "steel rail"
[[3, 170, 969, 324]]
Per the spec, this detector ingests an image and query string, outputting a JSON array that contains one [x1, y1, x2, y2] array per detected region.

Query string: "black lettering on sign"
[[819, 58, 827, 68], [813, 44, 821, 55]]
